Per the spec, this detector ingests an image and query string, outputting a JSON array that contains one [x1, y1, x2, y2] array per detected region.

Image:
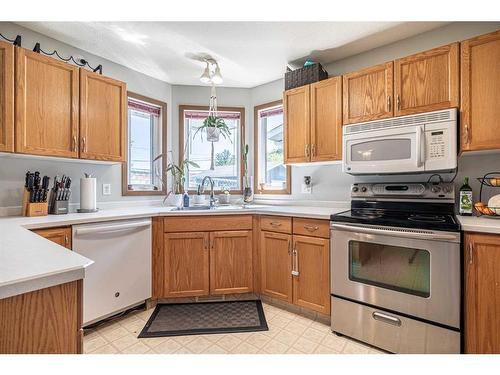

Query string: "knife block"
[[22, 189, 48, 217]]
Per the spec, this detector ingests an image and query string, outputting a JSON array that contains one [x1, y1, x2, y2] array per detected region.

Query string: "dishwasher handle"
[[74, 220, 151, 236]]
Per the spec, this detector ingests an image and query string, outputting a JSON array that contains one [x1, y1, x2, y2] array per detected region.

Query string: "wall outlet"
[[102, 183, 111, 195], [301, 176, 312, 194]]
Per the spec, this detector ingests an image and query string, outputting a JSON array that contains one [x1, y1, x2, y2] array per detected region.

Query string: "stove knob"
[[352, 186, 359, 193], [361, 187, 367, 193], [431, 186, 441, 193], [442, 185, 451, 193]]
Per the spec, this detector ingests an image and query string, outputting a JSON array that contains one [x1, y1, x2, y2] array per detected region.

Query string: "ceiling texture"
[[17, 22, 448, 88]]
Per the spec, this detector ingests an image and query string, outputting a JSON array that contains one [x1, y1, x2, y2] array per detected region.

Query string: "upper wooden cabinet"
[[284, 85, 310, 163], [310, 76, 342, 161], [80, 69, 126, 162], [15, 48, 79, 158], [0, 40, 14, 153], [32, 226, 72, 250], [342, 62, 393, 124], [464, 232, 500, 354], [209, 230, 253, 295], [394, 43, 459, 116], [460, 30, 500, 153]]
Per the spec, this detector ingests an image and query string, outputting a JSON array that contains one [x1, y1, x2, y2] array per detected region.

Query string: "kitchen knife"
[[42, 176, 50, 202], [27, 174, 34, 202]]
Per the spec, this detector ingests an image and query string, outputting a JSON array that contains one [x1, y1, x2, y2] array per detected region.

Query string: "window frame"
[[254, 100, 291, 195], [179, 104, 245, 195], [122, 91, 168, 196]]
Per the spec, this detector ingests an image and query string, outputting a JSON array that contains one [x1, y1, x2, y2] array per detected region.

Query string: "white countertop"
[[0, 204, 346, 299], [457, 215, 500, 235]]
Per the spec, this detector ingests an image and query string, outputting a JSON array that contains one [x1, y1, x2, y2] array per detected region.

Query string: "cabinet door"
[[163, 232, 209, 298], [284, 85, 310, 163], [260, 231, 292, 303], [0, 40, 14, 152], [209, 230, 253, 295], [461, 30, 500, 152], [80, 69, 126, 161], [465, 233, 500, 354], [32, 227, 72, 250], [394, 43, 459, 116], [292, 235, 330, 315], [15, 48, 79, 158], [343, 62, 393, 125], [310, 76, 342, 161]]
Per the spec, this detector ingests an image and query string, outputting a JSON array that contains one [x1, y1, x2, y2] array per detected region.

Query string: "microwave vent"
[[344, 109, 455, 134]]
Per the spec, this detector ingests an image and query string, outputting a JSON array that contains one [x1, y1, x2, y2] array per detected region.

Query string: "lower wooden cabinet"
[[32, 226, 72, 250], [210, 230, 253, 295], [163, 232, 210, 298], [260, 231, 293, 303], [465, 232, 500, 354], [292, 235, 330, 315]]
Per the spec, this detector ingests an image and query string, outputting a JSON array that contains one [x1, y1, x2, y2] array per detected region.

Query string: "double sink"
[[173, 205, 249, 211]]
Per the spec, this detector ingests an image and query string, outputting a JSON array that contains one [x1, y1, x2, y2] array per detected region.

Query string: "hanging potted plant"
[[194, 115, 231, 142]]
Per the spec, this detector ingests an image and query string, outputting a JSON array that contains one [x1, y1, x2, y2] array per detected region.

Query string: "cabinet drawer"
[[260, 216, 292, 234], [164, 215, 252, 232], [293, 218, 330, 238]]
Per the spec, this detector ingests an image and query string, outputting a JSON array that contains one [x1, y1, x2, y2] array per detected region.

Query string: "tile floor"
[[83, 302, 384, 354]]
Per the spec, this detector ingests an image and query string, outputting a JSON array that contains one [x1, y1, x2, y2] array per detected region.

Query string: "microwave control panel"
[[426, 129, 446, 159]]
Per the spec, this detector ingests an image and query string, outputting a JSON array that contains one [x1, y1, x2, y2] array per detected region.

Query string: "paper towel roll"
[[80, 177, 96, 210]]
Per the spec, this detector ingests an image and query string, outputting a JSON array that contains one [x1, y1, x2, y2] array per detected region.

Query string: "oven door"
[[343, 124, 425, 175], [330, 223, 460, 328]]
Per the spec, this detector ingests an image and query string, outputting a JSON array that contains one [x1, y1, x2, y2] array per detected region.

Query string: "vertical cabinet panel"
[[461, 30, 500, 152], [32, 227, 72, 250], [292, 235, 330, 314], [0, 40, 14, 152], [465, 233, 500, 354], [343, 62, 393, 124], [209, 230, 253, 295], [15, 48, 79, 158], [284, 85, 310, 163], [394, 43, 459, 116], [163, 232, 209, 298], [80, 69, 126, 161], [260, 231, 293, 303], [310, 76, 342, 161]]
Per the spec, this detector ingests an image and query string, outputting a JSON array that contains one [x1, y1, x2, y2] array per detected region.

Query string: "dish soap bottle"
[[183, 191, 190, 208], [459, 177, 473, 216]]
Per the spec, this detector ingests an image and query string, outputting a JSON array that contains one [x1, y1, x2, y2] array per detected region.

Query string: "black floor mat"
[[138, 300, 268, 338]]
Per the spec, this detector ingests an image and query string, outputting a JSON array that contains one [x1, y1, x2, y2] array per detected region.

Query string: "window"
[[122, 92, 167, 196], [254, 100, 290, 194], [180, 105, 244, 193]]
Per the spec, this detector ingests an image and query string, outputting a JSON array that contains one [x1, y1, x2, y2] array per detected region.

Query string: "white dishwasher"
[[73, 218, 152, 326]]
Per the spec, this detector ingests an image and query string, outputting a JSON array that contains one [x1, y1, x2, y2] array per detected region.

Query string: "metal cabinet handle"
[[397, 95, 401, 110], [305, 144, 310, 158], [64, 235, 69, 246], [311, 144, 316, 157], [304, 225, 319, 232], [204, 238, 209, 250], [463, 124, 470, 145], [80, 137, 87, 153], [72, 135, 78, 152], [468, 242, 474, 265], [270, 222, 282, 227], [372, 311, 401, 327], [387, 96, 392, 112], [287, 238, 291, 256], [291, 244, 299, 277]]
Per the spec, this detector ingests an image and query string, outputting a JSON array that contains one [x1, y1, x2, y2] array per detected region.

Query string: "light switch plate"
[[301, 183, 312, 194], [102, 183, 111, 195]]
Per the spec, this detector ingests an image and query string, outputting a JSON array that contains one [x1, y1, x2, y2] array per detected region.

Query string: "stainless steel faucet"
[[200, 176, 216, 208]]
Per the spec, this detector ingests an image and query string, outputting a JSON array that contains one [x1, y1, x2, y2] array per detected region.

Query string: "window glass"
[[183, 109, 242, 191]]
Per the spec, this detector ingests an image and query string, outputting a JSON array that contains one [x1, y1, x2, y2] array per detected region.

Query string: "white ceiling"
[[17, 22, 449, 88]]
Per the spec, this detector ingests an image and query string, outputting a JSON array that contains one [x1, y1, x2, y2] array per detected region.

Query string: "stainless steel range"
[[330, 182, 461, 354]]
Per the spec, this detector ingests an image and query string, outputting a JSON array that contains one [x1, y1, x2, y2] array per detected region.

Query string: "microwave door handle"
[[415, 125, 425, 168]]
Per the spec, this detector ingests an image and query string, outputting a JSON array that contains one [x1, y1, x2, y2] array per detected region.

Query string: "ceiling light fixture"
[[200, 61, 212, 84], [199, 58, 223, 85]]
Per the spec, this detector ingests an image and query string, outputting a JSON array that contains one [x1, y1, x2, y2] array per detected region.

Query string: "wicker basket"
[[285, 63, 328, 90]]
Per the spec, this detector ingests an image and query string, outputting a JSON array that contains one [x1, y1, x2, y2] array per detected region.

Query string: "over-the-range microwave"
[[342, 109, 457, 175]]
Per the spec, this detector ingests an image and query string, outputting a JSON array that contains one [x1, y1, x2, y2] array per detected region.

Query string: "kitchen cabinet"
[[342, 62, 393, 124], [163, 232, 210, 298], [284, 85, 310, 163], [292, 235, 330, 315], [260, 217, 330, 315], [464, 232, 500, 354], [460, 30, 500, 153], [15, 48, 79, 158], [80, 69, 127, 162], [310, 76, 343, 161], [394, 43, 459, 116], [209, 230, 253, 295], [0, 40, 14, 152], [32, 226, 72, 250], [260, 231, 293, 303], [0, 280, 82, 354]]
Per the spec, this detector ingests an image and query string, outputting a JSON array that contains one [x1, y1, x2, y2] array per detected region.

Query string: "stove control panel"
[[351, 182, 455, 200]]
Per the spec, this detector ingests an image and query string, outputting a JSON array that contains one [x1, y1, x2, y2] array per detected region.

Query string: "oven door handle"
[[330, 223, 459, 242]]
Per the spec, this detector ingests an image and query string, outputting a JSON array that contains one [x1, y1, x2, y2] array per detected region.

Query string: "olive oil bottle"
[[459, 177, 473, 216]]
